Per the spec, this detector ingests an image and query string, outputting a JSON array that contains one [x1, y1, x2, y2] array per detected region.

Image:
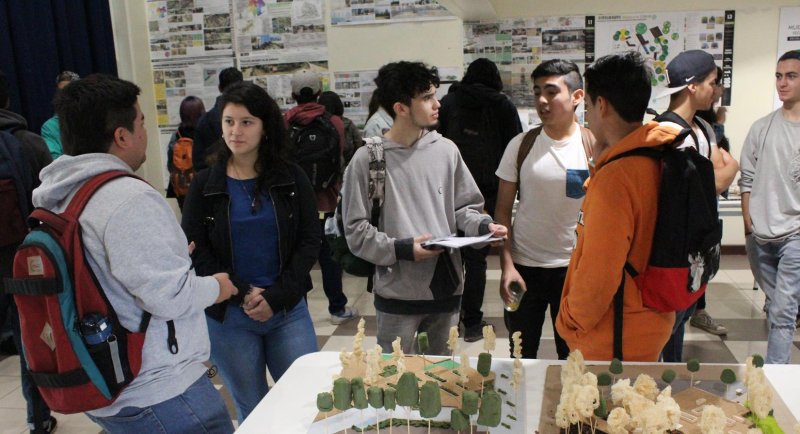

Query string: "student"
[[656, 50, 738, 362], [41, 71, 80, 160], [494, 59, 591, 359], [35, 73, 237, 433], [556, 52, 682, 361], [166, 95, 205, 209], [182, 82, 319, 422], [318, 90, 363, 165], [285, 70, 357, 325], [438, 58, 523, 342], [341, 61, 507, 355], [740, 49, 800, 364]]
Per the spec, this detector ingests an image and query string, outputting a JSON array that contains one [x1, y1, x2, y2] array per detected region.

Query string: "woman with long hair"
[[181, 82, 319, 423]]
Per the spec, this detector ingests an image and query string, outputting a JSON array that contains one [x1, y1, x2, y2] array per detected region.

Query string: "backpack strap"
[[363, 137, 386, 293], [515, 126, 542, 176], [654, 111, 712, 158], [579, 126, 595, 168], [612, 262, 639, 361]]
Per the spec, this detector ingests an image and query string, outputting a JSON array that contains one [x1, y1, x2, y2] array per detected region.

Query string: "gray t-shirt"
[[739, 109, 800, 240]]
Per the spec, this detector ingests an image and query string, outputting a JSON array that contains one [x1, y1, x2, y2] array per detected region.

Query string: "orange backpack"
[[169, 132, 194, 197]]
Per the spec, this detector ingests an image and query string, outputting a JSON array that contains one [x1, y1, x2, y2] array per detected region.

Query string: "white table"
[[236, 352, 800, 433]]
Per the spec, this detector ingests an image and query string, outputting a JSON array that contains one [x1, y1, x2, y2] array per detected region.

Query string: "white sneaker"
[[331, 306, 359, 325]]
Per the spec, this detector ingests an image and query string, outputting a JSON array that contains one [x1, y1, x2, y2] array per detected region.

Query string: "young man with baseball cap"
[[285, 69, 358, 325], [656, 49, 738, 362]]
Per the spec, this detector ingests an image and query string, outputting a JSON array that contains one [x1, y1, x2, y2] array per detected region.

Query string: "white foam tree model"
[[700, 405, 727, 434], [482, 324, 496, 352], [447, 325, 459, 365], [352, 317, 366, 364]]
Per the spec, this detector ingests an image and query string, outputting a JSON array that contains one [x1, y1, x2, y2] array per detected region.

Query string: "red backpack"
[[2, 171, 174, 413]]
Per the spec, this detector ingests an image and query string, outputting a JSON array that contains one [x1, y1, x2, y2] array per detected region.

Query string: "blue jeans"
[[746, 234, 800, 364], [319, 217, 347, 314], [9, 300, 51, 430], [86, 375, 233, 434], [661, 303, 697, 362], [207, 298, 317, 424]]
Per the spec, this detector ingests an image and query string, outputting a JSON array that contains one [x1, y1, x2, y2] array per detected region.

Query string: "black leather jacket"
[[181, 159, 320, 322]]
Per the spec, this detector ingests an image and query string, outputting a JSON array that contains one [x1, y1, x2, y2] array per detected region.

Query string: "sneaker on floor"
[[463, 321, 491, 343], [331, 306, 359, 325], [690, 310, 727, 335], [30, 416, 57, 434]]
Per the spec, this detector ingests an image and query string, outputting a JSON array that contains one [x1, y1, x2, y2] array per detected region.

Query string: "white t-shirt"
[[665, 117, 717, 158], [495, 127, 589, 268]]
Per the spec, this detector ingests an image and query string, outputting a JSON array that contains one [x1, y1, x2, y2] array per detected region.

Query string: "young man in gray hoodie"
[[33, 74, 238, 432], [740, 50, 800, 364], [341, 61, 508, 355]]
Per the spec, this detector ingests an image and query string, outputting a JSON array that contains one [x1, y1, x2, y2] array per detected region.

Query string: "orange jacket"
[[556, 122, 681, 362]]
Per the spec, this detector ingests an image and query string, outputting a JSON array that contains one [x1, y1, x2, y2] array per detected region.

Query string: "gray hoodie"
[[33, 153, 220, 417], [341, 130, 490, 312]]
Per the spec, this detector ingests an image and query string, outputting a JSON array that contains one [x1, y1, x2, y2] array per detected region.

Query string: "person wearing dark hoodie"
[[34, 74, 237, 433], [0, 70, 54, 434], [437, 58, 522, 342], [285, 69, 359, 325], [318, 90, 363, 165], [341, 61, 508, 355]]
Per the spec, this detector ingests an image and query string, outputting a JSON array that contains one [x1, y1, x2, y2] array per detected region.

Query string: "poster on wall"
[[147, 0, 234, 60], [776, 6, 800, 109], [593, 10, 735, 111], [233, 0, 328, 62], [151, 58, 236, 128], [330, 0, 455, 26], [239, 58, 329, 111], [463, 16, 587, 112]]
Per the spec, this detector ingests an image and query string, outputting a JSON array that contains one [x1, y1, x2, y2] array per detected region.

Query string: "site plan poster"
[[330, 0, 454, 26], [594, 10, 735, 111]]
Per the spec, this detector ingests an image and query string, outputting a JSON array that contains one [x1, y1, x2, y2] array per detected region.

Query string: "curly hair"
[[374, 61, 440, 119]]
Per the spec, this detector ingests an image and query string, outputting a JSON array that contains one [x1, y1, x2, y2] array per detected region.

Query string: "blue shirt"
[[227, 176, 280, 288]]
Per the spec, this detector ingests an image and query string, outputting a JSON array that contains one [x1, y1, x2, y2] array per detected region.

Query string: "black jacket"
[[181, 159, 321, 322], [437, 83, 522, 215], [192, 97, 222, 171]]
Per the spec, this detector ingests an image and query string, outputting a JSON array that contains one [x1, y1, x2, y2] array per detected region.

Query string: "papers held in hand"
[[421, 233, 504, 249]]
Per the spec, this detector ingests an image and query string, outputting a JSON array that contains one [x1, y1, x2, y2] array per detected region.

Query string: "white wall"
[[111, 0, 791, 244]]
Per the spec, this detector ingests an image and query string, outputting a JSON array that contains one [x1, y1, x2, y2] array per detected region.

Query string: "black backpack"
[[442, 102, 502, 208], [289, 112, 341, 191], [0, 130, 34, 248], [607, 127, 721, 360]]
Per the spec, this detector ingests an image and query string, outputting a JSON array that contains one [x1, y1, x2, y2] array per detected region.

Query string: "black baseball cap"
[[656, 50, 716, 99]]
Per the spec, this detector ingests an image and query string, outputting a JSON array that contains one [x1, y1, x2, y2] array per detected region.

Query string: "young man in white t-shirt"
[[656, 50, 739, 362], [494, 59, 593, 359]]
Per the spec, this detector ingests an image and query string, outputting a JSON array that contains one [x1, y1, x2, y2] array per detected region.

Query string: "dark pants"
[[319, 217, 347, 315], [10, 300, 52, 429], [696, 292, 706, 310], [460, 244, 489, 329], [661, 302, 697, 362], [504, 264, 570, 359]]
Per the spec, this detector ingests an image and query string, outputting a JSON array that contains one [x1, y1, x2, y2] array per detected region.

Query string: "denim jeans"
[[319, 217, 347, 315], [746, 234, 800, 364], [207, 298, 317, 424], [9, 300, 51, 430], [661, 302, 697, 362], [376, 310, 459, 356], [503, 265, 570, 360], [86, 375, 233, 434]]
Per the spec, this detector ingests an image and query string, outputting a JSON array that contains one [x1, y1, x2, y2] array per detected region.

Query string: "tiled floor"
[[1, 254, 798, 433]]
